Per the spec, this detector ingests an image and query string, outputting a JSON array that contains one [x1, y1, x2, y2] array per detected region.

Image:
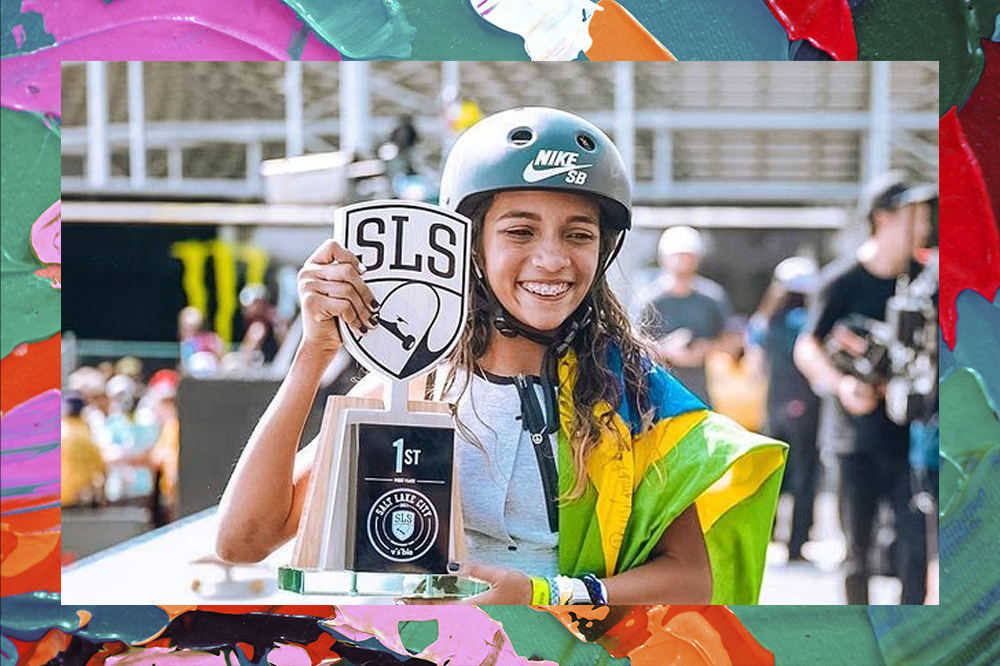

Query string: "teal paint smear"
[[398, 620, 438, 655], [0, 2, 55, 58], [0, 107, 61, 359], [609, 0, 790, 61], [951, 289, 1000, 411], [280, 0, 416, 59], [852, 0, 984, 116], [399, 0, 529, 60], [732, 607, 886, 666], [994, 13, 1000, 40], [396, 0, 789, 60], [480, 606, 628, 666]]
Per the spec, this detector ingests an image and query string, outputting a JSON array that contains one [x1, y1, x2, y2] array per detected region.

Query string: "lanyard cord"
[[514, 360, 560, 533]]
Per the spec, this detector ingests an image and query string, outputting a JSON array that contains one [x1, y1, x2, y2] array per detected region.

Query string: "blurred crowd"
[[62, 358, 180, 527]]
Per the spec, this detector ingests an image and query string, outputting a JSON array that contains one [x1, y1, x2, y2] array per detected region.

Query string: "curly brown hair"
[[440, 194, 660, 501]]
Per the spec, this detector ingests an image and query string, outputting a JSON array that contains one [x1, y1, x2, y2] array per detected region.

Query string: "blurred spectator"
[[794, 172, 934, 604], [747, 256, 821, 562], [387, 113, 419, 175], [67, 365, 111, 446], [178, 306, 224, 376], [144, 369, 181, 526], [103, 373, 156, 501], [114, 355, 143, 383], [639, 225, 735, 403], [222, 283, 282, 369], [61, 391, 106, 506]]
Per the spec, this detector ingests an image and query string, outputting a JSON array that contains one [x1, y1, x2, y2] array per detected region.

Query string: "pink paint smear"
[[0, 389, 61, 499], [327, 606, 558, 666], [2, 0, 340, 118]]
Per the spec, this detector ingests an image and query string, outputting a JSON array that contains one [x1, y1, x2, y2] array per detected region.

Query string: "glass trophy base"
[[278, 566, 490, 599]]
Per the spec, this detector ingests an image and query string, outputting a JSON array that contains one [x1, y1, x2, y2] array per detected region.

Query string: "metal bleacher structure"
[[61, 61, 938, 206]]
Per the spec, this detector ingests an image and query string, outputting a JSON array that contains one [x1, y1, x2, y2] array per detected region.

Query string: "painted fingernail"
[[370, 299, 380, 311], [359, 325, 368, 335], [369, 315, 379, 327], [447, 562, 460, 573]]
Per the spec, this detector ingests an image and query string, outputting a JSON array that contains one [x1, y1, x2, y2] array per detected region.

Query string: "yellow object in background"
[[61, 416, 106, 506], [586, 0, 677, 61], [705, 350, 766, 432]]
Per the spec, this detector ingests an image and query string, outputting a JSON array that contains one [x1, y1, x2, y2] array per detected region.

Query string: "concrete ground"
[[759, 490, 936, 605]]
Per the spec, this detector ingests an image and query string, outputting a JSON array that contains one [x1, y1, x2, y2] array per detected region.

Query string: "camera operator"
[[794, 172, 936, 605]]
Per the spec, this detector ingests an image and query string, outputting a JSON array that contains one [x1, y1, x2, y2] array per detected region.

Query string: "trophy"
[[279, 201, 487, 598]]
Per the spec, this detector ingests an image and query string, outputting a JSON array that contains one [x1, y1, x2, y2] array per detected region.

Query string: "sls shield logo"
[[391, 509, 415, 540], [367, 489, 439, 562], [337, 201, 471, 382]]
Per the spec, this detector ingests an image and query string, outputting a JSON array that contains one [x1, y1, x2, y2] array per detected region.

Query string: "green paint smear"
[[867, 368, 1000, 665], [480, 605, 888, 665], [939, 368, 999, 517], [396, 0, 789, 61], [853, 0, 984, 116], [480, 606, 628, 666], [870, 453, 1000, 665], [0, 107, 61, 359], [398, 620, 438, 655], [0, 2, 55, 58], [972, 0, 1000, 40], [281, 0, 416, 59]]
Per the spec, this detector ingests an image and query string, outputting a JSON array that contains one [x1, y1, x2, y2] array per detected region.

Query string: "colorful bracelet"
[[546, 575, 560, 605], [581, 573, 608, 604], [530, 576, 551, 605]]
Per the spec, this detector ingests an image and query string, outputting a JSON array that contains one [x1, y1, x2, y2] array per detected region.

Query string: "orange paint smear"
[[544, 605, 773, 666], [13, 628, 71, 666], [0, 333, 61, 414], [585, 0, 677, 61], [1, 499, 61, 596]]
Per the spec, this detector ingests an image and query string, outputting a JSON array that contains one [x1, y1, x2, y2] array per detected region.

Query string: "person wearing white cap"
[[639, 225, 734, 403], [793, 171, 937, 605]]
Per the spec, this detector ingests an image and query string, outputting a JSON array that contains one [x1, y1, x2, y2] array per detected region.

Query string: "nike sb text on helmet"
[[439, 107, 631, 232], [522, 150, 593, 184]]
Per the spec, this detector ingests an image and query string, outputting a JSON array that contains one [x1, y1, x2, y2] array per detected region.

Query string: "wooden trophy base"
[[281, 380, 484, 598]]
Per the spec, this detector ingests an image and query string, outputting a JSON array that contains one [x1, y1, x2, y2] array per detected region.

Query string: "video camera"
[[824, 253, 938, 425]]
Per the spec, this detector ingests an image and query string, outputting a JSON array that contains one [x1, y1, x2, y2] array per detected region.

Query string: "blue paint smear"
[[951, 288, 1000, 413], [0, 593, 171, 645]]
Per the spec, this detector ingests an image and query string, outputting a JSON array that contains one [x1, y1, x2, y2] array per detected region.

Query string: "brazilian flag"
[[556, 346, 787, 605]]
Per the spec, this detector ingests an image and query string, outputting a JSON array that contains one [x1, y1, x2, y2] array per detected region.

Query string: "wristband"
[[546, 576, 559, 605], [567, 577, 592, 604], [581, 573, 608, 604], [529, 576, 550, 605], [555, 575, 573, 605]]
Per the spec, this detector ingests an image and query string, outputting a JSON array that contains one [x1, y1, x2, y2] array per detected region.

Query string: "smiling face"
[[480, 190, 601, 333]]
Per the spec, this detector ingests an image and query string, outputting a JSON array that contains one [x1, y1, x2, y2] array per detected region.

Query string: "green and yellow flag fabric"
[[556, 346, 787, 604]]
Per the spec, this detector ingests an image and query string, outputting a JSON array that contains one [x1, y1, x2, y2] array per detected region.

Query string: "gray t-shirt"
[[640, 275, 732, 402], [443, 370, 559, 576]]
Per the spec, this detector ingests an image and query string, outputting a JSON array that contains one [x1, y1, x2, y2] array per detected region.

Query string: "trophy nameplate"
[[280, 201, 486, 598]]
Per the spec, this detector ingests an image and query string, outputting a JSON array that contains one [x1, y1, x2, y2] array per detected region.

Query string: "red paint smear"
[[0, 333, 60, 414], [940, 107, 1000, 349], [957, 40, 1000, 235], [763, 0, 857, 60]]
